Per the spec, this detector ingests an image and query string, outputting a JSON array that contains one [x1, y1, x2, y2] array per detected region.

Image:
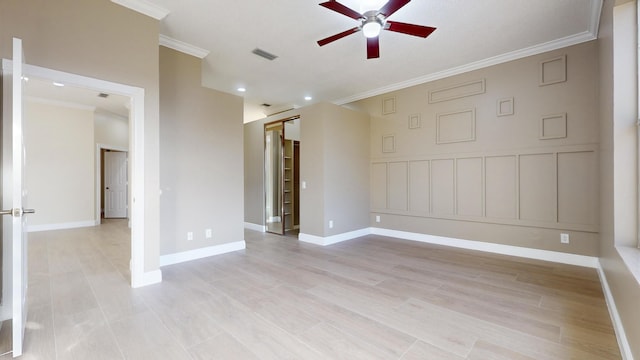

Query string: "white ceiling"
[[25, 76, 130, 119], [124, 0, 601, 122]]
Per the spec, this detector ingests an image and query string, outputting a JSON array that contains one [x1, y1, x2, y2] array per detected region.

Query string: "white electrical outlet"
[[375, 215, 380, 223], [560, 233, 569, 244], [329, 220, 334, 229], [205, 229, 212, 239], [187, 232, 193, 241]]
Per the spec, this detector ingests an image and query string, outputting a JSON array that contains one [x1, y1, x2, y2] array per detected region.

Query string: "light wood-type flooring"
[[0, 219, 621, 359]]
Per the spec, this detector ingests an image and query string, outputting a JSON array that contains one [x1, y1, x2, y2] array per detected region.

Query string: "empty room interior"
[[1, 0, 640, 359]]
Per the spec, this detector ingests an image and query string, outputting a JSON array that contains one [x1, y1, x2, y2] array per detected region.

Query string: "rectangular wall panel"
[[428, 79, 486, 103], [485, 156, 517, 219], [371, 162, 388, 209], [519, 154, 556, 222], [558, 151, 597, 225], [456, 158, 483, 216], [409, 160, 430, 213], [431, 159, 455, 215], [388, 162, 408, 211]]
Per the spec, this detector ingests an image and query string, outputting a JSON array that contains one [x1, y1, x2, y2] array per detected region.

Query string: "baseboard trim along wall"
[[596, 262, 634, 360], [372, 228, 599, 268], [159, 240, 246, 267], [132, 269, 163, 288], [27, 220, 97, 233], [244, 222, 266, 232], [299, 228, 373, 246]]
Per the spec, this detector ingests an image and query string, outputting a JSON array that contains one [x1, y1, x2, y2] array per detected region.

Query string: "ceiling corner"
[[111, 0, 170, 20], [589, 0, 604, 37], [159, 35, 210, 59]]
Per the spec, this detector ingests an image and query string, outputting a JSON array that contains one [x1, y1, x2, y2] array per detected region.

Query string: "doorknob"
[[0, 208, 35, 217]]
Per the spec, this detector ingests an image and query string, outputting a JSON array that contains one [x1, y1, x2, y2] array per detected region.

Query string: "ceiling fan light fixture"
[[362, 20, 382, 38]]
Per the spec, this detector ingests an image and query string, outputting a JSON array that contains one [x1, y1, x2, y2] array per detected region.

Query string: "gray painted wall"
[[159, 46, 244, 255], [348, 41, 600, 256]]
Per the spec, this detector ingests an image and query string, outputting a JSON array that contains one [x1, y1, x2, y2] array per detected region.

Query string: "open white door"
[[104, 150, 128, 218], [1, 37, 33, 358]]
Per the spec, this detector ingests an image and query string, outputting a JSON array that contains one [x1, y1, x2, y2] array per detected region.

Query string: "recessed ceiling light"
[[304, 96, 312, 101], [237, 87, 246, 92], [53, 82, 65, 87]]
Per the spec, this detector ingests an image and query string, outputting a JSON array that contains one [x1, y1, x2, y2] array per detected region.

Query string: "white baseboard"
[[244, 222, 266, 232], [159, 240, 246, 267], [299, 228, 372, 246], [372, 228, 599, 268], [131, 269, 162, 288], [597, 261, 634, 360], [27, 220, 98, 233]]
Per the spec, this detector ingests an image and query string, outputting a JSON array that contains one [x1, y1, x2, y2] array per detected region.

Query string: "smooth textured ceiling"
[[134, 0, 600, 121]]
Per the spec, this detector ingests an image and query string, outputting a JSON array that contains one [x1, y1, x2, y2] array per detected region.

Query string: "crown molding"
[[334, 0, 603, 105], [159, 35, 210, 59], [110, 0, 169, 20]]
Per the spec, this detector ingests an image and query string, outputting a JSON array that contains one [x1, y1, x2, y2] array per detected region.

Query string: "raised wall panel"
[[428, 79, 486, 103], [485, 156, 517, 219], [540, 113, 567, 140], [456, 158, 483, 216], [431, 159, 455, 215], [409, 160, 430, 213], [539, 55, 567, 86], [388, 162, 408, 211], [519, 154, 556, 222], [496, 97, 514, 117], [436, 109, 476, 144], [382, 97, 396, 115], [558, 151, 597, 225], [382, 134, 396, 153], [408, 113, 421, 129], [371, 162, 388, 209]]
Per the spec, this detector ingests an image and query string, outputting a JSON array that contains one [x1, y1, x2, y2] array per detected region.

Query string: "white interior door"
[[104, 150, 128, 219], [1, 37, 32, 358]]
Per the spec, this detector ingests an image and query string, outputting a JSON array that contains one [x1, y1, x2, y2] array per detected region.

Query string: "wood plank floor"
[[1, 220, 621, 359]]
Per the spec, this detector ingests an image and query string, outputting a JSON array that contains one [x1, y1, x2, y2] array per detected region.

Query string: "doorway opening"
[[100, 148, 128, 220], [264, 116, 301, 236], [19, 63, 147, 287]]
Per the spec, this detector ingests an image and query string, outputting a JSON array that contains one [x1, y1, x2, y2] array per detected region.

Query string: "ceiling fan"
[[317, 0, 436, 59]]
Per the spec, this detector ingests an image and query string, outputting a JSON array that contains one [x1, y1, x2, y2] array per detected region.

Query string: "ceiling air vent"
[[261, 103, 271, 107], [252, 48, 278, 61], [98, 93, 109, 98]]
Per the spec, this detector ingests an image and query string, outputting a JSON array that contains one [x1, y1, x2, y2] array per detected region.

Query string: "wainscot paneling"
[[371, 145, 598, 232]]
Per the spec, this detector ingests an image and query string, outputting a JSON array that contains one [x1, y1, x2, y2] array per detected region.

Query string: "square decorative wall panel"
[[428, 79, 486, 103], [496, 97, 514, 117], [382, 97, 396, 115], [408, 114, 421, 129], [436, 109, 476, 144], [539, 113, 567, 139], [539, 55, 567, 86], [382, 134, 396, 153]]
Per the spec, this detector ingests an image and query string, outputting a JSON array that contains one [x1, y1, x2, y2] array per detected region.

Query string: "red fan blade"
[[386, 21, 436, 38], [379, 0, 410, 17], [317, 27, 361, 46], [319, 1, 363, 20], [367, 37, 380, 59]]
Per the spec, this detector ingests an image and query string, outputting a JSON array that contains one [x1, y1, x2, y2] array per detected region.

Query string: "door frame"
[[96, 144, 128, 222], [21, 63, 147, 288]]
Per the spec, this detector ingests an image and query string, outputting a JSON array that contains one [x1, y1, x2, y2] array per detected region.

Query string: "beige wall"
[[94, 112, 129, 149], [25, 100, 95, 227], [348, 41, 600, 256], [244, 103, 370, 237], [0, 0, 161, 272], [299, 103, 370, 237], [159, 46, 244, 254], [599, 1, 640, 358]]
